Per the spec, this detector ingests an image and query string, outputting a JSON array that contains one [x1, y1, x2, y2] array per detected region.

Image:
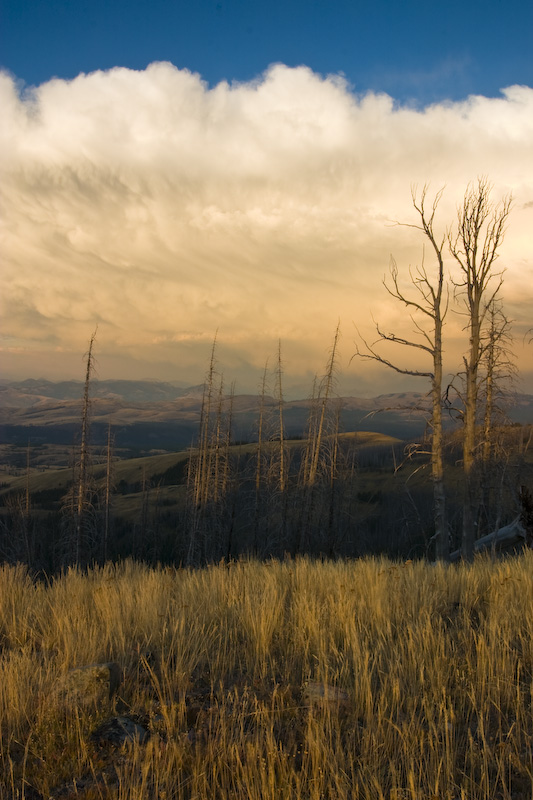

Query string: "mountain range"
[[1, 379, 532, 452]]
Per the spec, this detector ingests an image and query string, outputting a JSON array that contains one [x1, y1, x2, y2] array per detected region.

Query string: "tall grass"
[[1, 555, 532, 798]]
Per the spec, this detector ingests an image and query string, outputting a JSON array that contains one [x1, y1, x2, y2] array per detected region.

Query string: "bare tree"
[[275, 339, 286, 493], [480, 300, 515, 465], [63, 327, 98, 566], [187, 335, 218, 564], [186, 336, 239, 563], [326, 402, 342, 556], [304, 323, 341, 487], [194, 334, 218, 510], [297, 326, 341, 554], [102, 422, 115, 563], [354, 186, 449, 559], [252, 361, 269, 555], [450, 178, 512, 560]]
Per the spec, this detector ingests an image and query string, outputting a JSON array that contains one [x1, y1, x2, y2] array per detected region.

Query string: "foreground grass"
[[1, 555, 532, 799]]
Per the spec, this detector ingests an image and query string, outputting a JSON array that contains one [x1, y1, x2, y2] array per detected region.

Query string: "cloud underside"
[[1, 63, 532, 390]]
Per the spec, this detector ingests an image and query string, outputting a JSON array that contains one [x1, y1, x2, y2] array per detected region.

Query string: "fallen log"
[[449, 517, 528, 562]]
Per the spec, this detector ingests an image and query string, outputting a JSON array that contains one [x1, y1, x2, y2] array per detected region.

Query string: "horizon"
[[0, 371, 431, 401], [3, 374, 533, 406]]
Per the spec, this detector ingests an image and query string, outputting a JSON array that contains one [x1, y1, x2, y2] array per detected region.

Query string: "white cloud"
[[1, 63, 532, 393]]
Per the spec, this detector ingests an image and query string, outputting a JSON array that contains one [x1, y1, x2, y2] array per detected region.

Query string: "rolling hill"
[[1, 379, 531, 460]]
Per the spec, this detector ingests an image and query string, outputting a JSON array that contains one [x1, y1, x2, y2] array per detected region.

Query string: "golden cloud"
[[1, 63, 532, 393]]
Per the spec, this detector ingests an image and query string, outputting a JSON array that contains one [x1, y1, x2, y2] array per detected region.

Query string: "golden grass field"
[[1, 554, 532, 799]]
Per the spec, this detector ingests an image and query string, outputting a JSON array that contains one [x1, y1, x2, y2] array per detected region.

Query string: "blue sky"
[[2, 0, 532, 103]]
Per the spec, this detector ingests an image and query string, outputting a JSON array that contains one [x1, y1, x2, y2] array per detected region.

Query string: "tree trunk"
[[75, 327, 97, 566]]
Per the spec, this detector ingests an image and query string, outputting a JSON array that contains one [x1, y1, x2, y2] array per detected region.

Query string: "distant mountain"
[[0, 380, 531, 452], [0, 379, 204, 407]]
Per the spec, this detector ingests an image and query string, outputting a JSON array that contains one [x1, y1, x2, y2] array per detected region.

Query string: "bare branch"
[[352, 183, 449, 559], [353, 328, 433, 378]]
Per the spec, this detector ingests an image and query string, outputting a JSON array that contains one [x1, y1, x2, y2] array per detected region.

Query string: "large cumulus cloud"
[[1, 62, 532, 392]]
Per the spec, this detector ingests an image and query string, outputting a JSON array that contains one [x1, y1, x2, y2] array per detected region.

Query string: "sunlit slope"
[[0, 431, 402, 499]]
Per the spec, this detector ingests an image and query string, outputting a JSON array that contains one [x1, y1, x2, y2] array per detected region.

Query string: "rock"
[[60, 662, 121, 706], [303, 681, 351, 708], [92, 716, 149, 746]]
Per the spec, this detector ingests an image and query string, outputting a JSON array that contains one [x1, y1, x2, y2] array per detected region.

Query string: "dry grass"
[[1, 554, 532, 799]]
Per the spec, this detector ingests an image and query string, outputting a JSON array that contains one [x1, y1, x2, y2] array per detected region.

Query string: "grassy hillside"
[[0, 431, 402, 515], [1, 555, 532, 798], [2, 428, 531, 567]]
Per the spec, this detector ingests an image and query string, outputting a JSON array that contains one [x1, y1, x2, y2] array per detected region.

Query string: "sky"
[[1, 0, 532, 397]]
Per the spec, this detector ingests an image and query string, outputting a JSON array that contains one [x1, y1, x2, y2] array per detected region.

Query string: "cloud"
[[1, 63, 532, 394]]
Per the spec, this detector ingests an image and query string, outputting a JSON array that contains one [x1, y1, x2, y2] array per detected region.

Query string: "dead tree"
[[449, 487, 533, 561], [304, 323, 341, 487], [64, 327, 98, 566], [298, 325, 341, 554], [480, 301, 515, 464], [474, 302, 517, 533], [253, 362, 269, 554], [326, 402, 342, 556], [275, 340, 286, 493], [195, 335, 218, 509], [223, 381, 237, 561], [186, 336, 237, 563], [354, 186, 449, 559], [186, 335, 218, 564], [102, 423, 115, 564], [449, 178, 512, 560]]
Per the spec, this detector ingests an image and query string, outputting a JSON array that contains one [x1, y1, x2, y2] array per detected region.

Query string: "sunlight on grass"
[[1, 555, 532, 798]]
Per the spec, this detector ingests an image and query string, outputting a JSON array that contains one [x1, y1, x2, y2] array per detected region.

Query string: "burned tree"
[[303, 323, 341, 487], [354, 186, 449, 559], [449, 178, 512, 560], [297, 325, 343, 554], [60, 328, 99, 566]]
